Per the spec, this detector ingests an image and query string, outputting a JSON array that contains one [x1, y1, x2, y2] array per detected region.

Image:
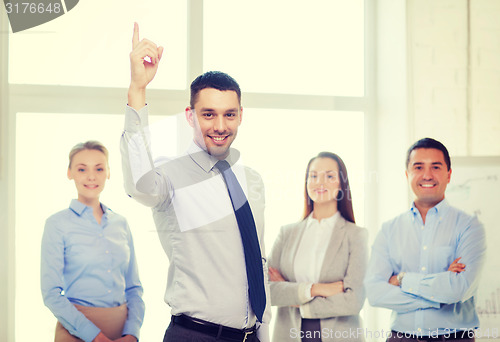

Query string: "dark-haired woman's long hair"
[[302, 152, 355, 223]]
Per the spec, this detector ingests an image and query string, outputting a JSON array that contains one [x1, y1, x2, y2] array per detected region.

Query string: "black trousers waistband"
[[172, 314, 257, 341]]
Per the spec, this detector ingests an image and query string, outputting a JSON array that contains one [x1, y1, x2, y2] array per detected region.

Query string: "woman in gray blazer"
[[268, 152, 368, 342]]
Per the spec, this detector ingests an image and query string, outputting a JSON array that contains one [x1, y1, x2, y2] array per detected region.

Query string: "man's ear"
[[239, 106, 243, 125], [67, 168, 72, 180], [185, 107, 195, 128]]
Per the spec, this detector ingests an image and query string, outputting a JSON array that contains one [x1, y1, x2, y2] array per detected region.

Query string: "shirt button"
[[431, 296, 434, 299], [108, 290, 111, 293], [105, 251, 109, 254], [99, 234, 103, 237], [421, 226, 424, 230], [107, 269, 111, 273], [421, 266, 426, 271], [418, 328, 422, 332], [423, 246, 427, 250], [135, 121, 140, 125], [409, 288, 413, 291]]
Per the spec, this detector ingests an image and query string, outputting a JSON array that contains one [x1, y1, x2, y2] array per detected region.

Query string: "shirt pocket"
[[432, 246, 454, 272]]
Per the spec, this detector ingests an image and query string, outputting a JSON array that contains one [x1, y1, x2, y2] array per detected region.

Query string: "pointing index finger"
[[132, 22, 140, 47]]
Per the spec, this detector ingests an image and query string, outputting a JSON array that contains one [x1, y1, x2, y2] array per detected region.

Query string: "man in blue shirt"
[[365, 138, 486, 341]]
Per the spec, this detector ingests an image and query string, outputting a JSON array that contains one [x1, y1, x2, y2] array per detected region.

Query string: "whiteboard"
[[446, 156, 500, 340]]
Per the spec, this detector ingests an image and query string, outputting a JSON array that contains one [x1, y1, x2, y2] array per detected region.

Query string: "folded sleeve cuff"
[[122, 325, 140, 342], [298, 282, 314, 304], [78, 322, 100, 342], [400, 272, 423, 296], [401, 272, 439, 308], [124, 105, 149, 131], [300, 301, 312, 319]]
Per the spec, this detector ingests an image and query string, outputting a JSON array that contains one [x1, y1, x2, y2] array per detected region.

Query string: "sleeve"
[[300, 227, 368, 319], [268, 225, 313, 307], [257, 257, 271, 342], [120, 105, 172, 208], [400, 216, 486, 304], [121, 222, 145, 340], [256, 180, 270, 342], [40, 217, 101, 342], [364, 223, 441, 314]]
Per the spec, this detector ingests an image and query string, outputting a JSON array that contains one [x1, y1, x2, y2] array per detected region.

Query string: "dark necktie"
[[215, 160, 266, 323]]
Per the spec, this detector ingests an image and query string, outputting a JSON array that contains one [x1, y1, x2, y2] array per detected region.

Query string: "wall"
[[408, 0, 500, 156], [469, 0, 500, 155], [367, 0, 500, 337]]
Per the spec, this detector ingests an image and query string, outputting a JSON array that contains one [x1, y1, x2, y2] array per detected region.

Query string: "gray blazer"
[[268, 215, 368, 342]]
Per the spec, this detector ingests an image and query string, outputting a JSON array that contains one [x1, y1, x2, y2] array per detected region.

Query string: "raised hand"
[[128, 22, 164, 110], [448, 257, 466, 273]]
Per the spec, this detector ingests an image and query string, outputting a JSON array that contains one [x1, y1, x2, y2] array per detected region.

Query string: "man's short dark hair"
[[406, 137, 451, 171], [190, 71, 241, 108]]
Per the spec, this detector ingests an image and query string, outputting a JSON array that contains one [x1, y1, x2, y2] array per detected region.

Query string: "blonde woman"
[[268, 152, 368, 342], [41, 141, 144, 342]]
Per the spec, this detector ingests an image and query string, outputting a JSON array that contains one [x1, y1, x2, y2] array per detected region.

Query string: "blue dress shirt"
[[41, 199, 145, 342], [365, 199, 486, 336]]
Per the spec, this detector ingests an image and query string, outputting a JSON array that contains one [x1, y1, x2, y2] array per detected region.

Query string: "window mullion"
[[187, 0, 204, 86]]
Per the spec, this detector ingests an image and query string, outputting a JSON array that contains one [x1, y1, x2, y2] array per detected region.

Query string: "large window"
[[9, 0, 187, 89], [7, 1, 370, 340], [204, 0, 364, 96]]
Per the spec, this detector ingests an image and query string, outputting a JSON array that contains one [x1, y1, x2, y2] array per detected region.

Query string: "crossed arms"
[[364, 217, 486, 314]]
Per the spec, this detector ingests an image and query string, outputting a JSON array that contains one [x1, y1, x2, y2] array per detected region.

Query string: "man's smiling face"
[[186, 88, 242, 160], [406, 148, 451, 208]]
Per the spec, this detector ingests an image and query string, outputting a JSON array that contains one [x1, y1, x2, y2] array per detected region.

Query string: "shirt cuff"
[[400, 271, 423, 296], [78, 322, 101, 342], [298, 282, 314, 304], [124, 105, 149, 131], [298, 283, 315, 319], [401, 273, 440, 309], [300, 301, 313, 319], [122, 327, 140, 342], [304, 283, 313, 302], [122, 315, 141, 341]]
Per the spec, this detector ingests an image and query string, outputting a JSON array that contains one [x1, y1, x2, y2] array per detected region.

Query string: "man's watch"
[[397, 272, 406, 286]]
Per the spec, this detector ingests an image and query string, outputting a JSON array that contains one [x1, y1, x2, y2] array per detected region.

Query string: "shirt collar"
[[69, 199, 88, 216], [306, 211, 341, 228], [410, 198, 450, 216], [69, 199, 110, 217], [187, 142, 241, 173]]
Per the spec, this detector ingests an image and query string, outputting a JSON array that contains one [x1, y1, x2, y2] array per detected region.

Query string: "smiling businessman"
[[365, 137, 486, 342], [120, 23, 270, 342]]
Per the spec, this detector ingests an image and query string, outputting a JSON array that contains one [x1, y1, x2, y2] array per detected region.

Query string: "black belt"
[[172, 314, 257, 342], [391, 330, 474, 341]]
